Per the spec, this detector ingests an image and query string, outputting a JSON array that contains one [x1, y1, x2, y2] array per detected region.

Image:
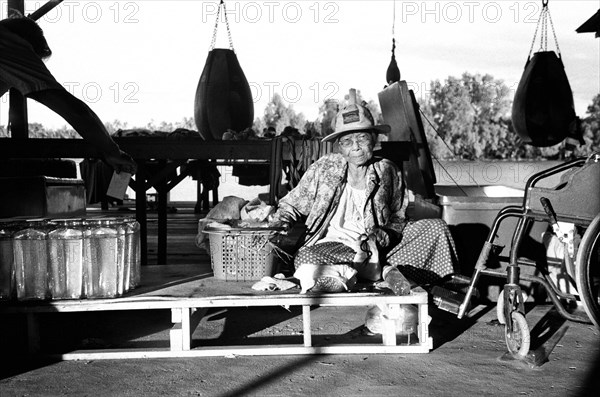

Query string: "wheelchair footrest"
[[432, 286, 466, 315]]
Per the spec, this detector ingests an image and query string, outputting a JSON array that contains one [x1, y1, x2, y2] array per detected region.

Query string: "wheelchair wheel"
[[496, 290, 529, 325], [505, 311, 530, 357], [575, 214, 600, 329]]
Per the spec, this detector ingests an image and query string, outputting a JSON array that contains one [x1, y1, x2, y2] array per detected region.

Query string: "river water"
[[92, 160, 562, 203]]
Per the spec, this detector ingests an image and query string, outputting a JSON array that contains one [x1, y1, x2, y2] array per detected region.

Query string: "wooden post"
[[7, 0, 28, 139], [8, 89, 28, 139], [268, 137, 283, 204], [135, 163, 148, 267], [302, 305, 312, 347], [6, 1, 65, 139], [157, 160, 168, 265]]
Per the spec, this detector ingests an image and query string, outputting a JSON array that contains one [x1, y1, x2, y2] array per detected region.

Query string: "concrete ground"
[[1, 299, 599, 396]]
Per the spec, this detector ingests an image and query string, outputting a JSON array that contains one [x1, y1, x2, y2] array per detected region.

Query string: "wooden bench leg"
[[26, 313, 41, 355], [302, 305, 312, 347], [418, 301, 432, 349], [381, 304, 399, 346], [170, 308, 206, 351]]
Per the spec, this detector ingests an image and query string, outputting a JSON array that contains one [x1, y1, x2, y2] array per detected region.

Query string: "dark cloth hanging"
[[189, 160, 221, 190], [79, 158, 113, 204], [232, 163, 270, 186]]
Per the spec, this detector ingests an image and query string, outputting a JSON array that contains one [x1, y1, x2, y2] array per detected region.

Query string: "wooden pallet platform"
[[0, 265, 432, 359]]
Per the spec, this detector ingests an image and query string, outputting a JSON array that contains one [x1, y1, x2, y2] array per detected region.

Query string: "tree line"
[[419, 72, 600, 160], [2, 72, 598, 160]]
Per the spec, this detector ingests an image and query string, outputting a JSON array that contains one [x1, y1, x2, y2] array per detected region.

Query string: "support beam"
[[8, 89, 28, 139], [7, 0, 24, 16], [6, 1, 66, 139], [134, 163, 148, 266], [7, 1, 28, 139], [157, 160, 168, 265], [28, 0, 64, 21]]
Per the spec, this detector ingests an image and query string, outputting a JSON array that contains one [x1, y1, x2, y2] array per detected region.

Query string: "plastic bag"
[[364, 304, 420, 336], [293, 263, 357, 293], [195, 196, 248, 251], [240, 198, 275, 222]]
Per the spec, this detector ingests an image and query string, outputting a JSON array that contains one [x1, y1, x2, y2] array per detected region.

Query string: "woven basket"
[[205, 228, 279, 281]]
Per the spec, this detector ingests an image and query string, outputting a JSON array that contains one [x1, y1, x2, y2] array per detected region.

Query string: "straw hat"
[[322, 88, 391, 143]]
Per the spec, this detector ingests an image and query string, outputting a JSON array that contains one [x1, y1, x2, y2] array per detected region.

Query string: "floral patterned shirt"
[[270, 153, 409, 247]]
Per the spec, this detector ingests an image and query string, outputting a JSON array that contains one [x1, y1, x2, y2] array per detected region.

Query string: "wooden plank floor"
[[145, 208, 208, 266]]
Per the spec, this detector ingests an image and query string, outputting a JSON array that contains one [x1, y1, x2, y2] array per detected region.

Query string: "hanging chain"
[[527, 0, 561, 59], [527, 5, 543, 58], [546, 6, 561, 55], [209, 2, 221, 50], [392, 0, 396, 39], [540, 6, 548, 51], [391, 0, 396, 55], [222, 0, 235, 51], [209, 0, 235, 52]]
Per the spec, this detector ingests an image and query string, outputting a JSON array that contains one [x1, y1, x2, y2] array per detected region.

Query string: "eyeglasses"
[[338, 133, 372, 148]]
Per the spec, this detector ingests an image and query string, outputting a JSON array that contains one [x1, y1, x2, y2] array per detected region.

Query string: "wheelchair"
[[436, 152, 600, 358]]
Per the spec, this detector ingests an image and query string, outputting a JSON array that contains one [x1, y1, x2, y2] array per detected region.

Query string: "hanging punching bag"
[[512, 52, 575, 147], [194, 1, 253, 140], [511, 1, 576, 147], [386, 38, 400, 85]]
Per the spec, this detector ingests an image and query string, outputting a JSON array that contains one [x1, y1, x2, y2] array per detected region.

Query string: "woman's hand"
[[267, 218, 291, 234], [370, 228, 391, 248]]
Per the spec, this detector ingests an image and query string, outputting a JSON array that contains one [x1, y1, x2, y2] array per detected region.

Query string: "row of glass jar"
[[0, 217, 141, 301]]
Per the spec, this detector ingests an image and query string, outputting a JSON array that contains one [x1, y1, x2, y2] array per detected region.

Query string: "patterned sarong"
[[294, 218, 458, 285]]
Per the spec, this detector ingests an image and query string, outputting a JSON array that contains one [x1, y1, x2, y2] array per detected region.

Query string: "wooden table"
[[0, 137, 284, 265], [0, 265, 432, 359]]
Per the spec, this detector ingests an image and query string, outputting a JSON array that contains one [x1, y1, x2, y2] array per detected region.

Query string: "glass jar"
[[124, 218, 141, 290], [0, 221, 20, 300], [47, 218, 84, 300], [82, 218, 100, 298], [13, 220, 50, 300], [83, 218, 119, 298], [105, 218, 127, 296]]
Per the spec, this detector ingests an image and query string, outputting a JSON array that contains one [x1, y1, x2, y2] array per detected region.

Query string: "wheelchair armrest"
[[525, 157, 587, 190]]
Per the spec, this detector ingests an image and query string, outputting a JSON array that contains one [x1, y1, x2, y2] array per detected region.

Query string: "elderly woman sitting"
[[269, 91, 458, 293]]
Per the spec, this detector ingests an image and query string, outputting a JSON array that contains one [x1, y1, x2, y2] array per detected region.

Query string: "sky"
[[1, 0, 599, 130]]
